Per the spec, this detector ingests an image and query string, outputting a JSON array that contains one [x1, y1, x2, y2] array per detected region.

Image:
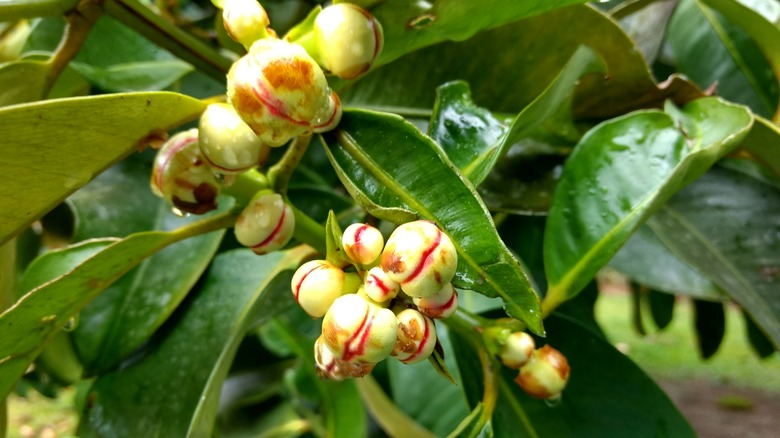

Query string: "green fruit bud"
[[150, 129, 220, 215], [515, 345, 570, 400], [234, 193, 295, 254], [380, 221, 457, 298], [412, 282, 458, 319], [291, 259, 344, 318], [199, 103, 270, 174], [222, 0, 271, 48], [500, 331, 536, 369], [313, 3, 383, 79], [342, 223, 384, 266], [322, 294, 397, 363], [227, 38, 336, 146], [391, 308, 437, 364], [363, 267, 400, 303]]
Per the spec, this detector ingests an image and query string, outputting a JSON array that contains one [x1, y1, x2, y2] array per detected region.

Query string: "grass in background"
[[595, 290, 780, 393]]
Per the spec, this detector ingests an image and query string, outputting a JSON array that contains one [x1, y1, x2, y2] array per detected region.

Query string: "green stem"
[[222, 169, 269, 207], [355, 376, 438, 438], [446, 310, 499, 432], [267, 134, 312, 196], [45, 0, 102, 94], [291, 205, 326, 255], [0, 0, 79, 21], [103, 0, 233, 81]]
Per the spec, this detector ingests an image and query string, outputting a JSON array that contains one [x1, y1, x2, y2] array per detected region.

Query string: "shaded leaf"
[[451, 315, 695, 437], [322, 109, 543, 334], [0, 91, 206, 246], [693, 299, 726, 359], [668, 0, 779, 118], [0, 211, 233, 400], [609, 225, 723, 300], [543, 98, 752, 312], [647, 166, 780, 350], [79, 247, 313, 437], [341, 5, 702, 119], [740, 115, 780, 180], [24, 15, 194, 92], [387, 326, 469, 436], [744, 311, 776, 358], [648, 289, 676, 331]]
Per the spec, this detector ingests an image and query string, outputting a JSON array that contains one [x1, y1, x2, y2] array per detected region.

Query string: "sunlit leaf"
[[0, 60, 48, 106], [322, 109, 544, 334], [0, 91, 206, 246], [543, 98, 752, 311]]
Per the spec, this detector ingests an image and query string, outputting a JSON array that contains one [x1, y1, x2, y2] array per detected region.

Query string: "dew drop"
[[545, 395, 563, 407], [62, 315, 79, 332], [171, 207, 189, 217]]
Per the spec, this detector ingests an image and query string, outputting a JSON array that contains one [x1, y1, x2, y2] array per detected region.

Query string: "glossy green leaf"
[[668, 0, 779, 118], [647, 166, 780, 350], [322, 109, 544, 334], [372, 0, 589, 66], [73, 207, 228, 374], [648, 289, 676, 331], [0, 0, 77, 21], [543, 98, 752, 312], [609, 225, 723, 300], [701, 0, 780, 121], [388, 326, 469, 436], [341, 5, 702, 118], [450, 314, 694, 437], [429, 48, 600, 187], [740, 115, 780, 179], [0, 211, 233, 400], [79, 247, 312, 437], [744, 311, 776, 358], [0, 91, 206, 246], [59, 155, 229, 373], [24, 16, 193, 92], [0, 60, 48, 106], [324, 210, 352, 269], [693, 299, 726, 359]]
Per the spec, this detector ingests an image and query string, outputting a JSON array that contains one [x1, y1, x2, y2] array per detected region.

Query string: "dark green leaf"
[[609, 225, 723, 300], [647, 166, 780, 350], [371, 0, 591, 66], [668, 0, 779, 118], [543, 98, 752, 312], [744, 310, 776, 358], [341, 5, 702, 119], [630, 283, 647, 336], [740, 115, 780, 180], [429, 81, 508, 184], [648, 289, 676, 331], [452, 315, 695, 437], [0, 211, 233, 400], [693, 299, 726, 359], [0, 91, 206, 246], [322, 109, 544, 334], [325, 210, 352, 269], [79, 247, 312, 437]]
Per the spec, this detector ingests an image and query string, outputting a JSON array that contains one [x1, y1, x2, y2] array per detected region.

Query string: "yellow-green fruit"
[[381, 221, 457, 298], [391, 308, 437, 364], [322, 294, 397, 363], [342, 223, 384, 266], [412, 282, 458, 319], [234, 193, 295, 255], [500, 331, 536, 369], [515, 345, 571, 400], [313, 3, 383, 79], [291, 259, 344, 318], [222, 0, 271, 48], [227, 38, 336, 146], [199, 103, 270, 174]]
